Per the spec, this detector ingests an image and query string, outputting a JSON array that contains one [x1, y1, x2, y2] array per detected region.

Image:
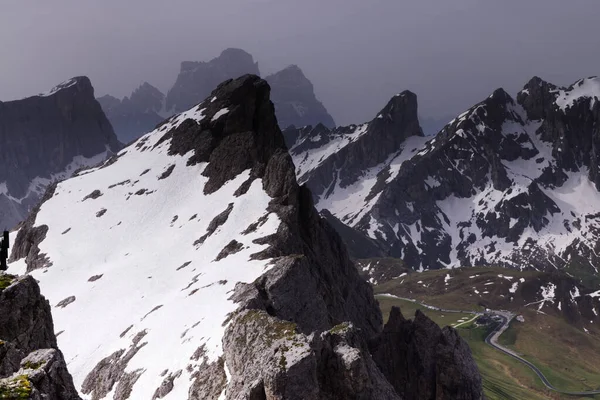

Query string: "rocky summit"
[[0, 77, 121, 231], [98, 82, 166, 144], [297, 76, 600, 276], [0, 272, 80, 399], [8, 75, 483, 399], [266, 65, 336, 129]]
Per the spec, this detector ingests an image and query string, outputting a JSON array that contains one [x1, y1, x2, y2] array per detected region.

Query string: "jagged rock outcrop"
[[369, 308, 482, 400], [265, 65, 336, 129], [98, 82, 166, 144], [0, 76, 120, 230], [0, 273, 80, 399], [165, 48, 260, 114], [10, 75, 482, 399]]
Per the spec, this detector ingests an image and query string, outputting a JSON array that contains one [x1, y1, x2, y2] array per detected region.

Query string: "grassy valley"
[[372, 265, 600, 399]]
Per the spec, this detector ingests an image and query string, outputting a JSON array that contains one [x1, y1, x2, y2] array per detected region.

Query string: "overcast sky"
[[2, 0, 600, 125]]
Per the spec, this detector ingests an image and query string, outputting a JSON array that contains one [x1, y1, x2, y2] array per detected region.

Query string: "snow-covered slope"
[[0, 76, 120, 231], [13, 131, 279, 399], [10, 75, 430, 399]]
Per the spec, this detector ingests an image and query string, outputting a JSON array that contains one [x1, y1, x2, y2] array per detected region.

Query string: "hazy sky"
[[2, 0, 600, 125]]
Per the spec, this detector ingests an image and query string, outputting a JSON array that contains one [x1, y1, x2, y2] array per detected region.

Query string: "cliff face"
[[0, 77, 121, 230], [0, 273, 80, 399], [10, 75, 482, 399]]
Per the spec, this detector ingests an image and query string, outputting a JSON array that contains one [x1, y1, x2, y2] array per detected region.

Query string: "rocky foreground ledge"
[[0, 272, 80, 399]]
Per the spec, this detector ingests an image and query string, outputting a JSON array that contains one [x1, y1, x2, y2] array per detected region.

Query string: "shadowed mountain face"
[[0, 77, 120, 230], [98, 82, 166, 144], [10, 74, 482, 400], [266, 65, 336, 129]]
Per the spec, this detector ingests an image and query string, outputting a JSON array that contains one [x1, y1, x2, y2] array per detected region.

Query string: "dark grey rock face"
[[0, 274, 80, 399], [0, 275, 56, 353], [98, 82, 166, 144], [0, 76, 120, 230], [265, 65, 336, 129], [165, 48, 260, 114], [223, 310, 400, 400], [320, 209, 384, 259], [369, 308, 483, 400]]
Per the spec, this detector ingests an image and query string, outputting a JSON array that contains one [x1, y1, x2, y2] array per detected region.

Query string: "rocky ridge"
[[299, 76, 600, 276], [0, 272, 80, 399], [0, 76, 121, 231], [9, 75, 482, 399]]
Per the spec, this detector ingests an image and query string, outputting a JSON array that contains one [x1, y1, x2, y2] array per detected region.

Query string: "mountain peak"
[[265, 65, 336, 129], [489, 87, 513, 103], [33, 76, 93, 98], [374, 90, 422, 135], [167, 49, 260, 113], [219, 47, 255, 60]]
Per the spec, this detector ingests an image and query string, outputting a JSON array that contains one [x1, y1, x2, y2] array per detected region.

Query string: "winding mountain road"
[[379, 294, 600, 396], [485, 314, 600, 397]]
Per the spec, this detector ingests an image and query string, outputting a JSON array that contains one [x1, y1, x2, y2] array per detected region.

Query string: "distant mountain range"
[[100, 48, 336, 143], [97, 82, 167, 145]]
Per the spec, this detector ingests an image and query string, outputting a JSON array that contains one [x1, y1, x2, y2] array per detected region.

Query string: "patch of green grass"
[[330, 322, 350, 334], [498, 320, 517, 347], [499, 309, 600, 394], [374, 270, 600, 400], [0, 274, 16, 291], [458, 324, 560, 400], [0, 375, 33, 399], [375, 295, 474, 327], [22, 360, 44, 370]]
